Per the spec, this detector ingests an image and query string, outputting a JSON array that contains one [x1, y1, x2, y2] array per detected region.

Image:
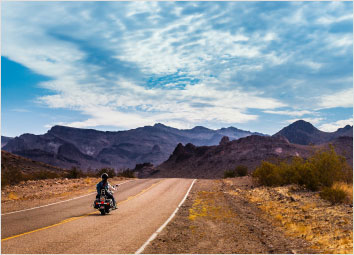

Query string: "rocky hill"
[[1, 136, 14, 148], [274, 120, 353, 145], [3, 124, 262, 170], [1, 150, 67, 175], [153, 134, 353, 179]]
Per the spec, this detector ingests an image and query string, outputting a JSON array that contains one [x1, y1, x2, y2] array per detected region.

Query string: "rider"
[[96, 173, 117, 209]]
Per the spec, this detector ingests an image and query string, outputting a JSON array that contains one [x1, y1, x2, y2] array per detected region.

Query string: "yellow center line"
[[1, 179, 164, 242]]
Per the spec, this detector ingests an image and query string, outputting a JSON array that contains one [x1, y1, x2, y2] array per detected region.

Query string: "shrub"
[[308, 146, 346, 188], [26, 170, 60, 180], [253, 146, 351, 191], [235, 165, 248, 177], [117, 169, 135, 178], [224, 170, 236, 178], [253, 161, 282, 186], [1, 166, 24, 187], [97, 168, 116, 178], [320, 187, 347, 205], [66, 167, 84, 179]]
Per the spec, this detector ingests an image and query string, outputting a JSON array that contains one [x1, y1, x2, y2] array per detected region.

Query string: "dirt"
[[1, 177, 131, 213], [144, 177, 352, 254]]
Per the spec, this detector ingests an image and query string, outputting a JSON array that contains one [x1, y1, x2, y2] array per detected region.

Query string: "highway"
[[1, 178, 195, 254]]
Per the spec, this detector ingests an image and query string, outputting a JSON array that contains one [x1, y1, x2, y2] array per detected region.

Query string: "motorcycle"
[[93, 185, 119, 215]]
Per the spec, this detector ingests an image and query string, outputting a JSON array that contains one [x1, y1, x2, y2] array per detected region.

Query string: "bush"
[[224, 170, 236, 178], [320, 187, 347, 205], [117, 169, 135, 178], [97, 168, 116, 178], [1, 166, 24, 187], [308, 146, 346, 188], [66, 167, 84, 179], [235, 165, 248, 176], [253, 146, 351, 191], [26, 170, 60, 180], [252, 161, 282, 186]]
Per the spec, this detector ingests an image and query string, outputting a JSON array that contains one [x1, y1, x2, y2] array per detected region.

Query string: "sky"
[[1, 1, 353, 137]]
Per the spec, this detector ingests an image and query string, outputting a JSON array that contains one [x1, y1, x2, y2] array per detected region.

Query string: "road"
[[1, 178, 195, 254]]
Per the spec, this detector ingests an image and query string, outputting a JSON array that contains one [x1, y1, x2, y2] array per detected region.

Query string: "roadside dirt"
[[1, 177, 132, 213], [144, 177, 352, 254]]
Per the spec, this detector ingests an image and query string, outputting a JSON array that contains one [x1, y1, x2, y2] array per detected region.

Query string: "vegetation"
[[235, 165, 248, 176], [66, 167, 84, 179], [320, 187, 347, 205], [224, 165, 248, 178], [96, 168, 116, 178], [117, 169, 136, 178], [252, 146, 352, 203], [224, 170, 236, 178], [1, 166, 24, 186]]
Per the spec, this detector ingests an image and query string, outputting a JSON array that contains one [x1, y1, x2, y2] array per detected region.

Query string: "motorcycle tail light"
[[101, 201, 104, 204]]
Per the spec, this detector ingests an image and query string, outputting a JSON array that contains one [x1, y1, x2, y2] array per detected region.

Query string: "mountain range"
[[2, 123, 264, 170], [275, 120, 353, 145], [2, 120, 352, 172]]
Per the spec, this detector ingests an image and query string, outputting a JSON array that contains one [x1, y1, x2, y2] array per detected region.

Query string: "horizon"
[[2, 1, 353, 137], [1, 119, 352, 139]]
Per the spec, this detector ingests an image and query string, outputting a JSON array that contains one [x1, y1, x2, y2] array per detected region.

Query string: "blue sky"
[[1, 1, 353, 137]]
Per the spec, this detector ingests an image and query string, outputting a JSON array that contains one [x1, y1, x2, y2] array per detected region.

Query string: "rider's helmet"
[[101, 173, 108, 181]]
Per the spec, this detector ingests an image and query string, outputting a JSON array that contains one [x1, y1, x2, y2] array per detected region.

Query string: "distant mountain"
[[3, 124, 263, 170], [274, 120, 353, 145], [1, 136, 14, 148], [153, 134, 353, 179]]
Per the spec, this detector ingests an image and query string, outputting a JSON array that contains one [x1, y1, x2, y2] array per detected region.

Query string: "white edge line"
[[135, 178, 197, 254], [1, 179, 134, 216]]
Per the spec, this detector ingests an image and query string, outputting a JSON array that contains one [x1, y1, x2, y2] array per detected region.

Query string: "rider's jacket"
[[96, 180, 115, 194]]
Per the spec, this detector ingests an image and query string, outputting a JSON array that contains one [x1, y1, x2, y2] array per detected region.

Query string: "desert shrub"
[[253, 161, 282, 186], [1, 166, 24, 187], [97, 168, 116, 178], [307, 146, 346, 188], [117, 169, 135, 178], [253, 146, 351, 191], [320, 187, 347, 204], [66, 167, 84, 179], [333, 182, 353, 204], [27, 170, 60, 180], [224, 170, 236, 178], [235, 165, 248, 177]]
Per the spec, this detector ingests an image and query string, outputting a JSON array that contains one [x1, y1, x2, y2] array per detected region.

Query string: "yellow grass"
[[246, 186, 353, 254], [332, 182, 353, 204], [8, 192, 20, 200]]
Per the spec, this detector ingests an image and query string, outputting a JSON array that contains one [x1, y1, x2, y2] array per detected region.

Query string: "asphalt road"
[[1, 178, 195, 254]]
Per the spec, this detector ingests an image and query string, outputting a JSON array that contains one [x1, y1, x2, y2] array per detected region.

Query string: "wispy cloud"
[[318, 88, 353, 109], [2, 1, 353, 133], [319, 118, 353, 132]]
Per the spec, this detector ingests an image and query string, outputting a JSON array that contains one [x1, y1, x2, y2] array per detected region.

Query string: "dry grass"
[[236, 185, 353, 254], [332, 182, 353, 204]]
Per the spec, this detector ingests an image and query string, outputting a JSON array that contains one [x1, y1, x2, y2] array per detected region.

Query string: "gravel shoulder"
[[144, 177, 352, 254]]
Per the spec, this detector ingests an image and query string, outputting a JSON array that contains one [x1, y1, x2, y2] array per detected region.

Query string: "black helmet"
[[101, 173, 108, 180]]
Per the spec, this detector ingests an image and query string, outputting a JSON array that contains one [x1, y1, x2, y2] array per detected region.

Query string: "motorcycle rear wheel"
[[100, 209, 106, 215]]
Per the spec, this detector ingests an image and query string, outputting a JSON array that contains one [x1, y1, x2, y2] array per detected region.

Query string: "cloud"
[[264, 110, 313, 117], [319, 118, 353, 132], [318, 88, 353, 109], [2, 1, 353, 131]]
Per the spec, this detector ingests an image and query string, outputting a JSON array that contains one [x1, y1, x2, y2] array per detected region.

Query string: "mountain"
[[274, 120, 353, 145], [3, 124, 263, 170], [153, 134, 353, 179], [1, 136, 14, 148]]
